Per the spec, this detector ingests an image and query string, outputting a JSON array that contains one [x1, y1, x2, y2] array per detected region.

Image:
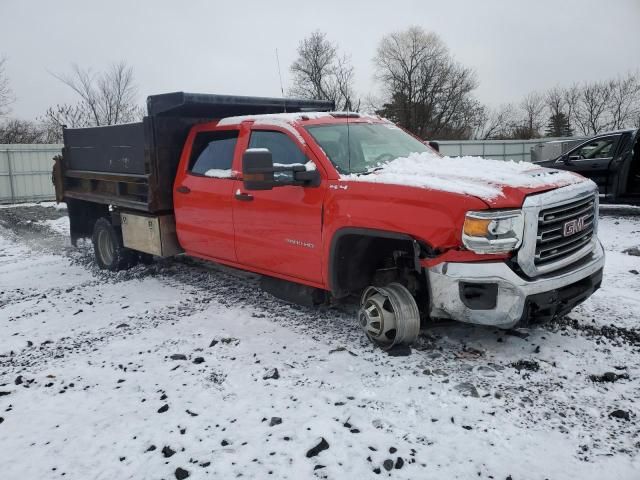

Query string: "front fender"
[[321, 181, 491, 291]]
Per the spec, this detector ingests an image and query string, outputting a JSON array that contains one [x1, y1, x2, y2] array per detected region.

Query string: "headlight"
[[462, 210, 524, 254]]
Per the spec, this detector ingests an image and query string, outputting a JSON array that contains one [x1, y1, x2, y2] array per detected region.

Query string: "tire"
[[91, 217, 138, 271]]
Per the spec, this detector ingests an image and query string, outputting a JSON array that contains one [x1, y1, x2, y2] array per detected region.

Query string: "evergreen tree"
[[545, 112, 573, 137]]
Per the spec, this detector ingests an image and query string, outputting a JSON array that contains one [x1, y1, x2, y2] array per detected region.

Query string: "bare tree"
[[41, 61, 143, 141], [474, 104, 517, 139], [289, 31, 358, 110], [573, 80, 614, 135], [517, 74, 640, 138], [374, 26, 481, 139], [515, 92, 546, 139], [607, 73, 640, 130], [360, 93, 384, 115], [0, 119, 47, 144], [0, 57, 14, 117], [545, 87, 565, 119], [331, 54, 359, 110], [39, 104, 92, 142]]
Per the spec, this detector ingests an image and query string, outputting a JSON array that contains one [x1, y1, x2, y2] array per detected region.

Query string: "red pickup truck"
[[53, 92, 605, 350]]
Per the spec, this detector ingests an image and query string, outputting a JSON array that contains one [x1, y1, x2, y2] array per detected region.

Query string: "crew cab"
[[535, 128, 640, 204], [53, 92, 605, 350]]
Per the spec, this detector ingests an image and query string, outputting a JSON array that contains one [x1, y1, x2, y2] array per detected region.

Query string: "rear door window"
[[189, 130, 239, 177]]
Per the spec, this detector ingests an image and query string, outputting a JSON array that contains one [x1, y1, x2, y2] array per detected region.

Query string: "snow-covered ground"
[[1, 204, 639, 480]]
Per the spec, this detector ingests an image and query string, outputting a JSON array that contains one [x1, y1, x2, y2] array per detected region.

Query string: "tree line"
[[0, 60, 142, 143], [1, 26, 639, 143], [291, 28, 640, 140]]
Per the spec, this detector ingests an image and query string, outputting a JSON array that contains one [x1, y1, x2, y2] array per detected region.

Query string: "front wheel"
[[92, 217, 137, 271], [358, 283, 420, 350]]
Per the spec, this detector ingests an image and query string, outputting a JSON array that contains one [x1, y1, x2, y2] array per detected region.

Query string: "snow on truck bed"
[[343, 152, 587, 200], [1, 204, 640, 480]]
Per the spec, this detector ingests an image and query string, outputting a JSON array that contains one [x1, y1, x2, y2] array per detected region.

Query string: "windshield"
[[305, 123, 432, 174]]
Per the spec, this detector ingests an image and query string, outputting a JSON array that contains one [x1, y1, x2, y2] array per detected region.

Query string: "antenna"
[[275, 48, 286, 112], [346, 102, 351, 172]]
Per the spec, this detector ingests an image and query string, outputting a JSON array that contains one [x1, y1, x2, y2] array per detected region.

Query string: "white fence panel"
[[0, 144, 62, 204], [436, 139, 549, 162]]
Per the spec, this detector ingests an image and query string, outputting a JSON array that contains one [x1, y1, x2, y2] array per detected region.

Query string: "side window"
[[571, 136, 619, 160], [189, 130, 239, 177], [248, 130, 307, 166]]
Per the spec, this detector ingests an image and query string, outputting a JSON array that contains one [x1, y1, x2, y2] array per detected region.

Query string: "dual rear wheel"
[[92, 218, 152, 271]]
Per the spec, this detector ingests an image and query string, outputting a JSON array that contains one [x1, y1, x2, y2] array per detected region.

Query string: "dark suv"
[[535, 128, 640, 204]]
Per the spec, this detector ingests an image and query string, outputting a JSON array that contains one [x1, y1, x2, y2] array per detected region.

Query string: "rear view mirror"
[[242, 148, 321, 190], [243, 148, 276, 190], [293, 168, 321, 187]]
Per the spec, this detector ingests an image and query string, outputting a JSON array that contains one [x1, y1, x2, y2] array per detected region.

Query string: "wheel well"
[[329, 229, 428, 298], [66, 199, 109, 246]]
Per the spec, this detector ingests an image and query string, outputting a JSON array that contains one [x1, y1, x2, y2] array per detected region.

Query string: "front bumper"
[[427, 241, 605, 328]]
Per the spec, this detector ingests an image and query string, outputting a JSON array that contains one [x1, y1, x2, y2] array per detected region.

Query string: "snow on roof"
[[216, 111, 333, 126], [342, 151, 588, 201], [217, 112, 384, 145], [216, 112, 329, 145], [216, 111, 384, 126]]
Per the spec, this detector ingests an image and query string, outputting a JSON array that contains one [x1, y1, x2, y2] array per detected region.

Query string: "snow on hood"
[[341, 152, 587, 201]]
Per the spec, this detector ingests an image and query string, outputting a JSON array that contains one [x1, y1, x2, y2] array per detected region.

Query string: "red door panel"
[[232, 127, 326, 284], [174, 176, 236, 261], [173, 127, 240, 262], [232, 181, 325, 283]]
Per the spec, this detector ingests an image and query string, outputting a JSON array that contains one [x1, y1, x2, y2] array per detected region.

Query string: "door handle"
[[176, 185, 191, 194], [235, 191, 254, 202]]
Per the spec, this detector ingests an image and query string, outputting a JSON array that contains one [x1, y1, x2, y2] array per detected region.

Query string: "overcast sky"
[[1, 0, 639, 120]]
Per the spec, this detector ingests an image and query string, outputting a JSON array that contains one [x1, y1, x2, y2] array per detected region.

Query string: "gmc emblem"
[[563, 215, 589, 237]]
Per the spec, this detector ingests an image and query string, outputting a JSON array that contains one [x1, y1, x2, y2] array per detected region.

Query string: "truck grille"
[[534, 194, 596, 267]]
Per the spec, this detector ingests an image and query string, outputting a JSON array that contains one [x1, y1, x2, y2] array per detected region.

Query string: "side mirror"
[[293, 168, 321, 187], [242, 148, 321, 190], [243, 148, 276, 190], [427, 141, 440, 152]]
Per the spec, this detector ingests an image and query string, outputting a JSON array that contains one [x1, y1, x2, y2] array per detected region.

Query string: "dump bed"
[[54, 92, 334, 213]]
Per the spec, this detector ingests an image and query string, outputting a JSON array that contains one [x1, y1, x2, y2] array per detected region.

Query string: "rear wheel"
[[92, 217, 137, 271], [358, 283, 420, 350]]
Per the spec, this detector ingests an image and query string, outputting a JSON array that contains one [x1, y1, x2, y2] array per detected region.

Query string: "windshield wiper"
[[354, 166, 384, 176]]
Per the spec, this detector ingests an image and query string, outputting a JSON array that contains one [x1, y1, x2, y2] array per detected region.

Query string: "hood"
[[341, 152, 589, 208]]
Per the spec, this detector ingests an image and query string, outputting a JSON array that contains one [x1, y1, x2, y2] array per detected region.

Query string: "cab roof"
[[215, 111, 386, 127]]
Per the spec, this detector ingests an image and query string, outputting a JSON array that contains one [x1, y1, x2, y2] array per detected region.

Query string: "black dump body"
[[54, 92, 334, 213]]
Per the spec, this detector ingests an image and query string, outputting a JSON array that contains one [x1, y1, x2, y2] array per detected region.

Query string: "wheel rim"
[[97, 229, 114, 266], [359, 283, 420, 350]]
